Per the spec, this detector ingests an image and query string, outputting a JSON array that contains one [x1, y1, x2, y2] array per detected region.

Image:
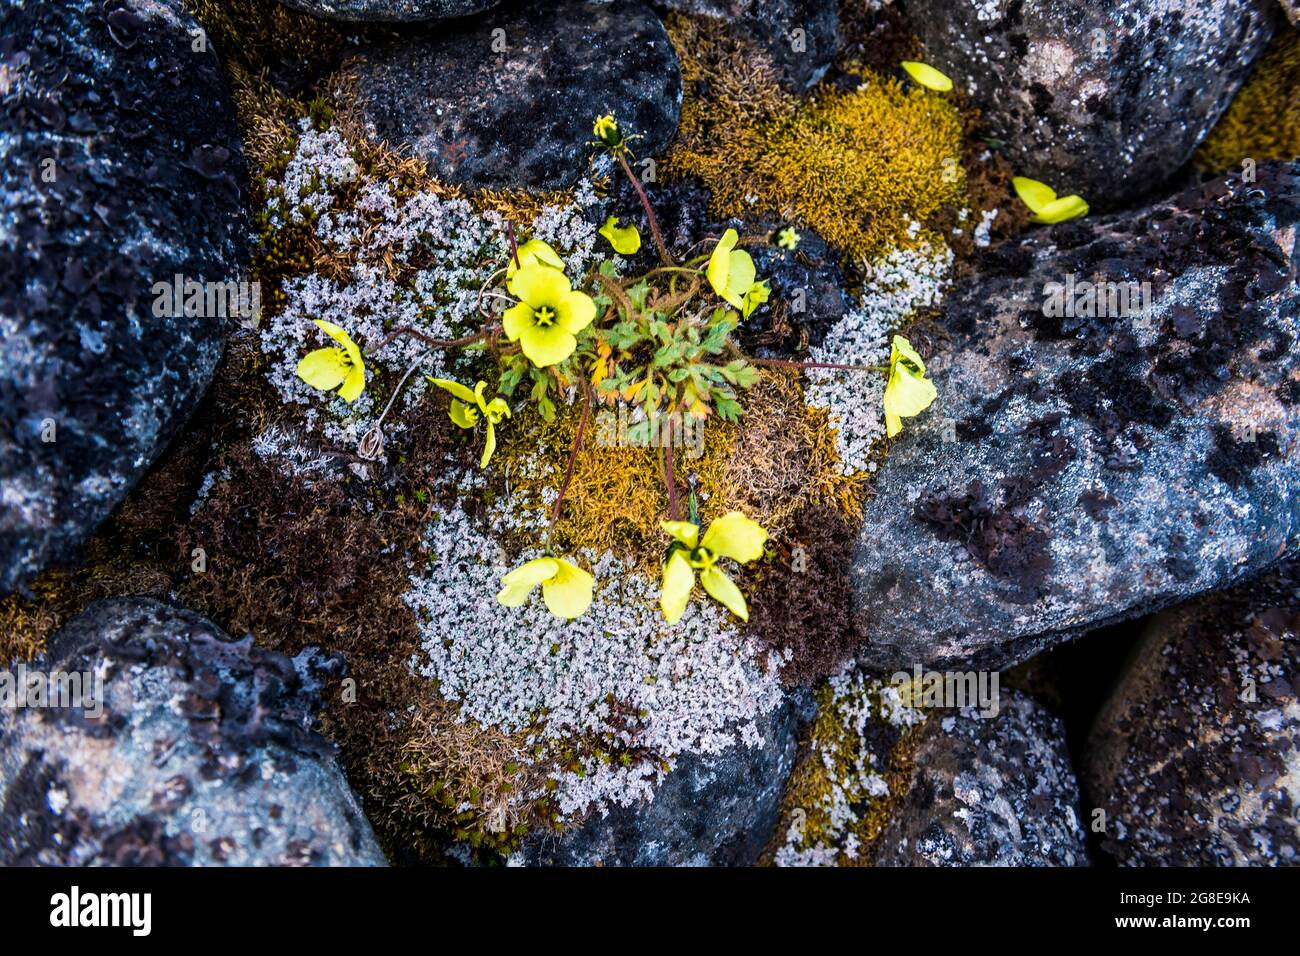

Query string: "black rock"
[[516, 694, 802, 865], [903, 0, 1277, 206], [0, 0, 249, 594], [347, 0, 682, 190], [278, 0, 498, 20], [852, 162, 1300, 673], [874, 692, 1089, 867], [0, 599, 386, 866], [1083, 561, 1300, 866]]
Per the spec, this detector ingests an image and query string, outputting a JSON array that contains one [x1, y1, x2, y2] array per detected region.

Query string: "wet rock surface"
[[853, 162, 1300, 674], [347, 0, 682, 190], [903, 0, 1277, 206], [278, 0, 499, 20], [517, 694, 803, 866], [0, 599, 385, 866], [874, 692, 1089, 867], [0, 0, 249, 595], [1084, 561, 1300, 866]]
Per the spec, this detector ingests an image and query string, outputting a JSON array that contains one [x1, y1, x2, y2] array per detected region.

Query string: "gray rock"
[[1083, 561, 1300, 866], [874, 691, 1089, 866], [0, 0, 249, 594], [903, 0, 1277, 206], [347, 0, 682, 190], [655, 0, 838, 89], [853, 162, 1300, 674], [0, 599, 385, 866], [516, 693, 803, 865], [278, 0, 498, 21]]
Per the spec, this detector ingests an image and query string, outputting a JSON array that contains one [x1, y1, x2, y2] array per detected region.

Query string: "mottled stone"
[[347, 0, 682, 190], [903, 0, 1277, 206], [853, 162, 1300, 674], [1084, 561, 1300, 866], [0, 599, 385, 866], [278, 0, 498, 20], [516, 694, 803, 865], [0, 0, 249, 594], [874, 691, 1089, 866]]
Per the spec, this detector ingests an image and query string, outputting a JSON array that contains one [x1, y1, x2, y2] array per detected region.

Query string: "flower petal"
[[502, 302, 534, 343], [427, 376, 480, 404], [884, 366, 938, 419], [700, 566, 748, 621], [701, 511, 767, 563], [497, 557, 559, 607], [448, 399, 478, 429], [556, 289, 597, 334], [296, 348, 348, 392], [480, 421, 497, 469], [661, 520, 700, 549], [901, 60, 953, 92], [338, 364, 366, 403], [519, 323, 577, 367], [312, 318, 353, 349], [886, 411, 904, 438], [1033, 194, 1089, 224], [1011, 176, 1058, 214], [542, 558, 594, 619], [507, 239, 566, 277], [508, 259, 572, 308], [599, 216, 642, 255], [727, 249, 756, 298], [706, 228, 739, 300], [659, 550, 696, 625]]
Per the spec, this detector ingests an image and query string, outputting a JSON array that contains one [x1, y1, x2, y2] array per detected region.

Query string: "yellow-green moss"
[[1197, 28, 1300, 174]]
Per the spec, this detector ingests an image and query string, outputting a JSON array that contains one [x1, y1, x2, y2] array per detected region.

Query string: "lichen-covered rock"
[[1083, 561, 1300, 866], [0, 598, 385, 866], [0, 0, 248, 594], [873, 692, 1088, 866], [853, 162, 1300, 674], [903, 0, 1277, 206], [656, 0, 838, 89], [277, 0, 497, 20], [347, 0, 682, 190], [515, 695, 802, 866]]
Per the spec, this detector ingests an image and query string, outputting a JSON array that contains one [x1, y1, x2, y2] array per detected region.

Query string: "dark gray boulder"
[[1083, 561, 1300, 866], [516, 694, 802, 865], [853, 162, 1300, 674], [278, 0, 498, 20], [655, 0, 838, 90], [874, 691, 1089, 867], [0, 599, 385, 866], [0, 0, 249, 594], [902, 0, 1277, 206], [347, 0, 682, 190]]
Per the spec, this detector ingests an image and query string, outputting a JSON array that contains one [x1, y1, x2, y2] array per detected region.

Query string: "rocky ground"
[[0, 0, 1296, 867]]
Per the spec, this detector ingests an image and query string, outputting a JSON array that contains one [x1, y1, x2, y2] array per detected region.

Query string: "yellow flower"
[[883, 334, 937, 438], [504, 261, 597, 367], [659, 511, 768, 624], [599, 216, 642, 255], [741, 279, 770, 320], [297, 319, 366, 402], [427, 378, 510, 468], [593, 113, 624, 150], [706, 228, 757, 310], [506, 238, 565, 278], [1012, 176, 1089, 223], [776, 227, 801, 251], [901, 61, 953, 92], [498, 556, 594, 619]]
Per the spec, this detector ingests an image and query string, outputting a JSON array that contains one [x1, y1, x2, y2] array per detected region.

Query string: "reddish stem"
[[663, 415, 679, 520], [372, 325, 496, 351], [618, 151, 674, 266], [550, 382, 592, 529]]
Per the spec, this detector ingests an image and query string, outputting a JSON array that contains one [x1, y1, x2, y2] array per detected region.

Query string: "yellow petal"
[[741, 279, 770, 319], [556, 289, 596, 334], [502, 302, 534, 343], [700, 566, 748, 621], [480, 421, 497, 469], [886, 411, 904, 438], [659, 550, 696, 625], [700, 511, 767, 563], [1033, 194, 1089, 224], [519, 323, 577, 367], [427, 376, 480, 404], [508, 259, 572, 308], [338, 364, 366, 403], [884, 336, 937, 421], [661, 520, 700, 549], [296, 348, 348, 392], [599, 216, 642, 255], [891, 334, 927, 374], [706, 228, 739, 301], [1012, 176, 1058, 214], [507, 239, 566, 277], [541, 558, 594, 619], [448, 399, 478, 429], [727, 249, 756, 299], [312, 318, 354, 350], [497, 557, 559, 607], [901, 60, 953, 92]]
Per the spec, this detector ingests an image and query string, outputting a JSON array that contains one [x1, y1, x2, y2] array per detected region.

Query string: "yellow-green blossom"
[[1012, 176, 1089, 223], [593, 114, 624, 150], [901, 61, 953, 92], [297, 318, 366, 402], [506, 238, 565, 277], [498, 556, 593, 619], [427, 378, 511, 468], [741, 279, 771, 320], [883, 334, 937, 438], [599, 215, 642, 255], [659, 511, 768, 624], [706, 228, 757, 310], [776, 227, 801, 251], [504, 261, 597, 367]]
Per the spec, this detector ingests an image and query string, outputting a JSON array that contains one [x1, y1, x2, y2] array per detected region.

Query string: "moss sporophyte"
[[291, 114, 941, 621]]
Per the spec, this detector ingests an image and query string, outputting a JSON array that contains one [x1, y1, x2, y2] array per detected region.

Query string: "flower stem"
[[549, 378, 592, 534], [618, 150, 674, 266], [744, 354, 887, 373], [373, 325, 497, 351], [662, 415, 679, 520]]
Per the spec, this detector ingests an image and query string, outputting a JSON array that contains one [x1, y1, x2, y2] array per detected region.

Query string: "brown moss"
[[1197, 27, 1300, 175]]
